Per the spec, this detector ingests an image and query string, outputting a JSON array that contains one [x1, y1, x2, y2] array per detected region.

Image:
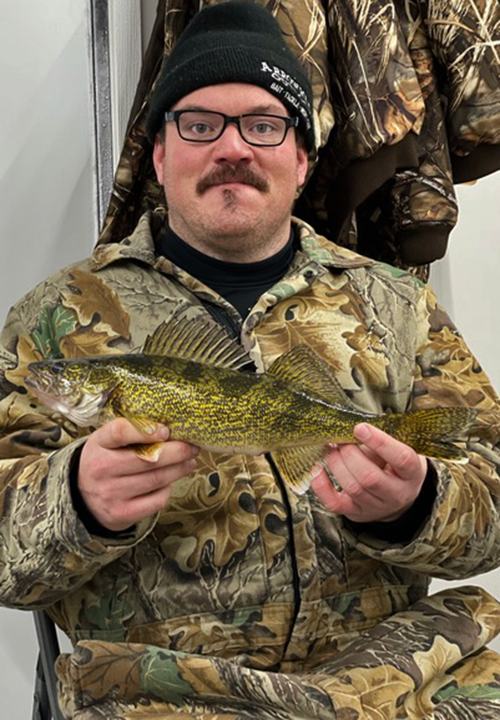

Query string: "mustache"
[[197, 166, 269, 194]]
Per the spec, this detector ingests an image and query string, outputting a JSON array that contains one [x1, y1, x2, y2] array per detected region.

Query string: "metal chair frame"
[[31, 612, 65, 720]]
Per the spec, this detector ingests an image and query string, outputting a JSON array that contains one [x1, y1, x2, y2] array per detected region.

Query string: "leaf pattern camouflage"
[[97, 0, 500, 278], [1, 213, 500, 718]]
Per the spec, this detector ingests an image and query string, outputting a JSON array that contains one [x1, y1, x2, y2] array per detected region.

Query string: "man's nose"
[[211, 122, 254, 162]]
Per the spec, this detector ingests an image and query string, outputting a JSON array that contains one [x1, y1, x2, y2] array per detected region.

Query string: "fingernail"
[[159, 426, 170, 440], [192, 445, 200, 456], [354, 423, 370, 441]]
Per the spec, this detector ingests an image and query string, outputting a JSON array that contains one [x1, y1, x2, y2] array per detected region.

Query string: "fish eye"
[[41, 360, 71, 376], [50, 361, 66, 373]]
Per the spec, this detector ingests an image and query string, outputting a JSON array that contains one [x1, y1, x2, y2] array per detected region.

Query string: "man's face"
[[153, 83, 309, 262]]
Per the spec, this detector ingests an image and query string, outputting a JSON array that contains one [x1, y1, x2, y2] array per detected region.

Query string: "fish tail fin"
[[402, 437, 469, 464], [379, 407, 477, 463]]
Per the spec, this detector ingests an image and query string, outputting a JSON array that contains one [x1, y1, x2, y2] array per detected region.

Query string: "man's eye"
[[252, 122, 276, 134], [189, 122, 213, 135]]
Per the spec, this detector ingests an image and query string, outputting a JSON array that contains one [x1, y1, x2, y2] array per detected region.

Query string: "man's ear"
[[296, 143, 309, 189], [152, 135, 165, 185]]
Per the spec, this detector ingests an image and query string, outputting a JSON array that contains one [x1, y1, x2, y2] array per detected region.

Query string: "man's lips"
[[210, 181, 254, 188]]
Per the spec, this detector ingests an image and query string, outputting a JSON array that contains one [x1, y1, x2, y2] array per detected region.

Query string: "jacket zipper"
[[202, 299, 302, 650], [266, 453, 301, 654]]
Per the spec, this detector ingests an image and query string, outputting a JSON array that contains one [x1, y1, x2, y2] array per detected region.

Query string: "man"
[[1, 2, 500, 719]]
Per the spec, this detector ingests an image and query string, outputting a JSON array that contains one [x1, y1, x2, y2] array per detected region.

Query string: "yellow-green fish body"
[[25, 314, 478, 493]]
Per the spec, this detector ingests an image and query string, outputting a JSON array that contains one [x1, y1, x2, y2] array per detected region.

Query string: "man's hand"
[[311, 423, 428, 523], [78, 418, 199, 532]]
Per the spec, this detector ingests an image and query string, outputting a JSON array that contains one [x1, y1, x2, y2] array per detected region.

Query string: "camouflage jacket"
[[1, 213, 500, 719], [99, 0, 500, 273]]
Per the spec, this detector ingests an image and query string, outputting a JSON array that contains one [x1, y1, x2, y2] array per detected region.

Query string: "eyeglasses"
[[164, 110, 299, 147]]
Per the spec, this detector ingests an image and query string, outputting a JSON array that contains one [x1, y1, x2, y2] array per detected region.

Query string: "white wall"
[[429, 174, 500, 638], [0, 2, 499, 718], [0, 2, 95, 718], [0, 2, 96, 320], [430, 175, 500, 391]]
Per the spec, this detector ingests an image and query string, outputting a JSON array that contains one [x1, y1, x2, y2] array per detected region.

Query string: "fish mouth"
[[26, 362, 61, 394], [26, 366, 51, 393], [25, 360, 100, 425], [25, 360, 83, 401]]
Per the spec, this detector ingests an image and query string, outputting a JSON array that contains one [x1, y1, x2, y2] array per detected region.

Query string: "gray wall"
[[0, 2, 95, 718], [0, 1, 499, 718], [429, 174, 500, 629], [0, 2, 96, 320]]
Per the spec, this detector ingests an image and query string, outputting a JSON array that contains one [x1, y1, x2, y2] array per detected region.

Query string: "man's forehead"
[[172, 83, 289, 115]]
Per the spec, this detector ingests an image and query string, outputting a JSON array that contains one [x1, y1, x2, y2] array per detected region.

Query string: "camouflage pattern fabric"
[[1, 213, 500, 718], [97, 0, 500, 275]]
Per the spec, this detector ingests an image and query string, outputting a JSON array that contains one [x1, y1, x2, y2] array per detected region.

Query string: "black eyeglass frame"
[[164, 110, 299, 147]]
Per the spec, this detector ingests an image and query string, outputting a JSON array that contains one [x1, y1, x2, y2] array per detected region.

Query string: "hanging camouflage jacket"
[[1, 213, 500, 718], [99, 0, 500, 275]]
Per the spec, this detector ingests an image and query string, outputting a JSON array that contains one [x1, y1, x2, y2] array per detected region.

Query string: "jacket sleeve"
[[0, 305, 154, 610], [343, 283, 500, 580]]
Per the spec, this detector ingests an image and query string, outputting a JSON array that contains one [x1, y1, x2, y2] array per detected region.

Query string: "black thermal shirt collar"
[[155, 224, 296, 319]]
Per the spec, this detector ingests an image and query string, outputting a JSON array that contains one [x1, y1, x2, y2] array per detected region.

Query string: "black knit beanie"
[[144, 0, 315, 152]]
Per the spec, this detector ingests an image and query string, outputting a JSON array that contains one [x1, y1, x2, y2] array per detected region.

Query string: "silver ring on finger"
[[323, 461, 343, 493]]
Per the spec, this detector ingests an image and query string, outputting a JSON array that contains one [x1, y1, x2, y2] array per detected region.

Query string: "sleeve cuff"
[[345, 460, 438, 543], [69, 443, 137, 540]]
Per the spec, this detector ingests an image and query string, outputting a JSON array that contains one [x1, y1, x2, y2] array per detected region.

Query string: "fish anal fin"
[[267, 345, 358, 409], [272, 444, 327, 495], [142, 312, 250, 370], [130, 442, 164, 462]]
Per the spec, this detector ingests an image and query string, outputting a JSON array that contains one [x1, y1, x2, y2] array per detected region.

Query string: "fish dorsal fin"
[[142, 313, 250, 370], [267, 345, 357, 409]]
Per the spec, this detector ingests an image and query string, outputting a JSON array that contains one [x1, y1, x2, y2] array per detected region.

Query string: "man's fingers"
[[323, 444, 387, 502], [98, 456, 198, 504], [357, 444, 387, 468], [311, 472, 362, 517], [353, 423, 423, 480], [313, 431, 429, 523], [97, 417, 170, 450], [126, 438, 199, 468], [99, 483, 175, 530]]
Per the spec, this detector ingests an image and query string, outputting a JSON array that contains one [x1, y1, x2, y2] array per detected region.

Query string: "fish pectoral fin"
[[119, 412, 160, 435], [408, 436, 469, 464], [267, 345, 359, 410], [120, 414, 166, 460], [272, 445, 327, 495], [130, 442, 164, 462]]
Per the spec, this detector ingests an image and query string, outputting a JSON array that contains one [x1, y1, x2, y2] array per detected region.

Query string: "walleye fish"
[[25, 313, 478, 493]]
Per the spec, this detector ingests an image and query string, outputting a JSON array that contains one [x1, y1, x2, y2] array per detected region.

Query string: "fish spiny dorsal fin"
[[267, 345, 358, 409], [142, 313, 250, 370]]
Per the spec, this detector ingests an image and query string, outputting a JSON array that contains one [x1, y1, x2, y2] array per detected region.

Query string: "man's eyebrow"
[[245, 104, 288, 115], [176, 104, 288, 115]]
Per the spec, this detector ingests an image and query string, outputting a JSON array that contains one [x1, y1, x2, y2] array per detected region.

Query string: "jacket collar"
[[91, 211, 161, 271], [91, 210, 374, 273], [292, 217, 374, 270]]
